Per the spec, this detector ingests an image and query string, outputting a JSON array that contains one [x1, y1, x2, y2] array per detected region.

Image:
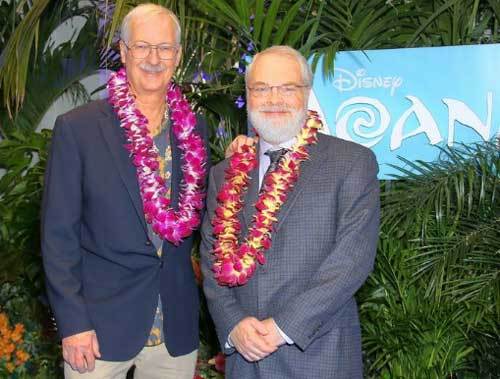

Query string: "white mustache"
[[139, 63, 166, 73], [258, 106, 292, 112]]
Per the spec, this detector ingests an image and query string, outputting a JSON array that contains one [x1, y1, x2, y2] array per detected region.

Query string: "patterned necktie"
[[261, 148, 288, 190]]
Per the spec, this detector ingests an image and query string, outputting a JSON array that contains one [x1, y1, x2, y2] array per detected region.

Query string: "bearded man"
[[201, 45, 380, 378], [42, 4, 247, 378]]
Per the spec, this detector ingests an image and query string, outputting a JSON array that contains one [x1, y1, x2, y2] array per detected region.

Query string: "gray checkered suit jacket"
[[201, 133, 380, 379]]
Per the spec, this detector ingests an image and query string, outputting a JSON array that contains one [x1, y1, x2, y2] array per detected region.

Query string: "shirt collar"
[[259, 137, 296, 156]]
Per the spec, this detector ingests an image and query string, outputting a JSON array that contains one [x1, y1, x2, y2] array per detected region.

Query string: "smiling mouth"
[[142, 69, 162, 74]]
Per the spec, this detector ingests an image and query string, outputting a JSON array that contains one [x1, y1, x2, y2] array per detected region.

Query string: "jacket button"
[[145, 240, 152, 246], [159, 260, 164, 268]]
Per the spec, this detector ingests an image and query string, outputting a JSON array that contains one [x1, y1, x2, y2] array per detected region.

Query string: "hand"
[[230, 317, 277, 362], [225, 135, 258, 158], [62, 330, 101, 373], [261, 318, 286, 346]]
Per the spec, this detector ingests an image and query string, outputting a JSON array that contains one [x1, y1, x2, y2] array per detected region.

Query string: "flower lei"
[[211, 110, 322, 286], [107, 68, 207, 245]]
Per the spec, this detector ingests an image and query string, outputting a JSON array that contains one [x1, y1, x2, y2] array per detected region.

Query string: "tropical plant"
[[0, 0, 103, 118], [0, 0, 107, 291], [310, 0, 426, 77], [0, 130, 51, 289], [0, 281, 61, 378], [360, 239, 478, 378], [0, 4, 107, 374], [407, 0, 500, 47], [360, 140, 500, 378]]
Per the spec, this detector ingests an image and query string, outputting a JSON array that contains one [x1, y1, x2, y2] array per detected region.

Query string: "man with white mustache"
[[139, 64, 163, 73], [42, 3, 248, 378], [201, 46, 381, 378]]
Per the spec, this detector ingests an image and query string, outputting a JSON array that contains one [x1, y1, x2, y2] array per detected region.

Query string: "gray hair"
[[245, 45, 313, 87], [121, 3, 181, 45]]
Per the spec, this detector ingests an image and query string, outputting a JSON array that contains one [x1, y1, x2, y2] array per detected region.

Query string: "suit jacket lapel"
[[274, 137, 325, 232], [98, 103, 148, 234]]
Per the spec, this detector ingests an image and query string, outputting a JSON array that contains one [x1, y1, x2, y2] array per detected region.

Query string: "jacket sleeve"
[[41, 115, 93, 339], [273, 149, 380, 351]]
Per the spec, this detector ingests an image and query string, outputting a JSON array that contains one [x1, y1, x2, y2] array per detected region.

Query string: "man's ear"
[[119, 40, 127, 65], [174, 46, 182, 68]]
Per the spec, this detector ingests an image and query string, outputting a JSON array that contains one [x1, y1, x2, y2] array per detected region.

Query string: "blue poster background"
[[310, 44, 500, 178]]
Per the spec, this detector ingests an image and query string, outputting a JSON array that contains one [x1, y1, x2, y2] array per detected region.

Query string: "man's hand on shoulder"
[[230, 317, 277, 362], [62, 329, 101, 373], [225, 135, 258, 158]]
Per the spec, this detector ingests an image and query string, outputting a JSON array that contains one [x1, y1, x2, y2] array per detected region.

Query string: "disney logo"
[[332, 68, 403, 96]]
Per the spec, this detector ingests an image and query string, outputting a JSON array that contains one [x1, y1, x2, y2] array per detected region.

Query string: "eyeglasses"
[[247, 84, 310, 97], [123, 41, 179, 60]]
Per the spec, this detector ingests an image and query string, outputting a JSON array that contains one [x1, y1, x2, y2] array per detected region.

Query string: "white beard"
[[248, 106, 307, 145]]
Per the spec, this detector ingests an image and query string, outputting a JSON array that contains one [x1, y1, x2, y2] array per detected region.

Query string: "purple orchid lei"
[[107, 68, 207, 245]]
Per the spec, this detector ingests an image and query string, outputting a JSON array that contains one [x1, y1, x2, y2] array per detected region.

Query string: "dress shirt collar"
[[259, 137, 296, 157]]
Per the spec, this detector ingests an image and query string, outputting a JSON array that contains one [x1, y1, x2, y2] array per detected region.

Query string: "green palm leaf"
[[0, 0, 51, 114], [1, 3, 104, 136]]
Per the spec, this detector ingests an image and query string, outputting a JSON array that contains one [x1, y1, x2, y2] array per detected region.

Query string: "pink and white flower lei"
[[211, 111, 322, 286], [107, 68, 207, 245]]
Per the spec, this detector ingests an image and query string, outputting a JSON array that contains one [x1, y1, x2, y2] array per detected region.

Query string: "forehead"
[[249, 53, 303, 84], [129, 12, 177, 43]]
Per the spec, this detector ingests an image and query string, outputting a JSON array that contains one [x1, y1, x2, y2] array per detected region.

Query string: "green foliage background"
[[0, 0, 498, 377]]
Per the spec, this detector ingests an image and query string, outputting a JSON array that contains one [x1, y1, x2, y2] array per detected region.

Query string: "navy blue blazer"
[[41, 99, 209, 361]]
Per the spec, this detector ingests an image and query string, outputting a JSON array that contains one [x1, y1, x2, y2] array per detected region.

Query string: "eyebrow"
[[131, 40, 177, 45], [249, 81, 302, 86]]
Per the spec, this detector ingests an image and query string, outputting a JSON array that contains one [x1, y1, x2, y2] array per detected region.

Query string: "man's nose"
[[146, 47, 161, 64], [266, 87, 284, 102]]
